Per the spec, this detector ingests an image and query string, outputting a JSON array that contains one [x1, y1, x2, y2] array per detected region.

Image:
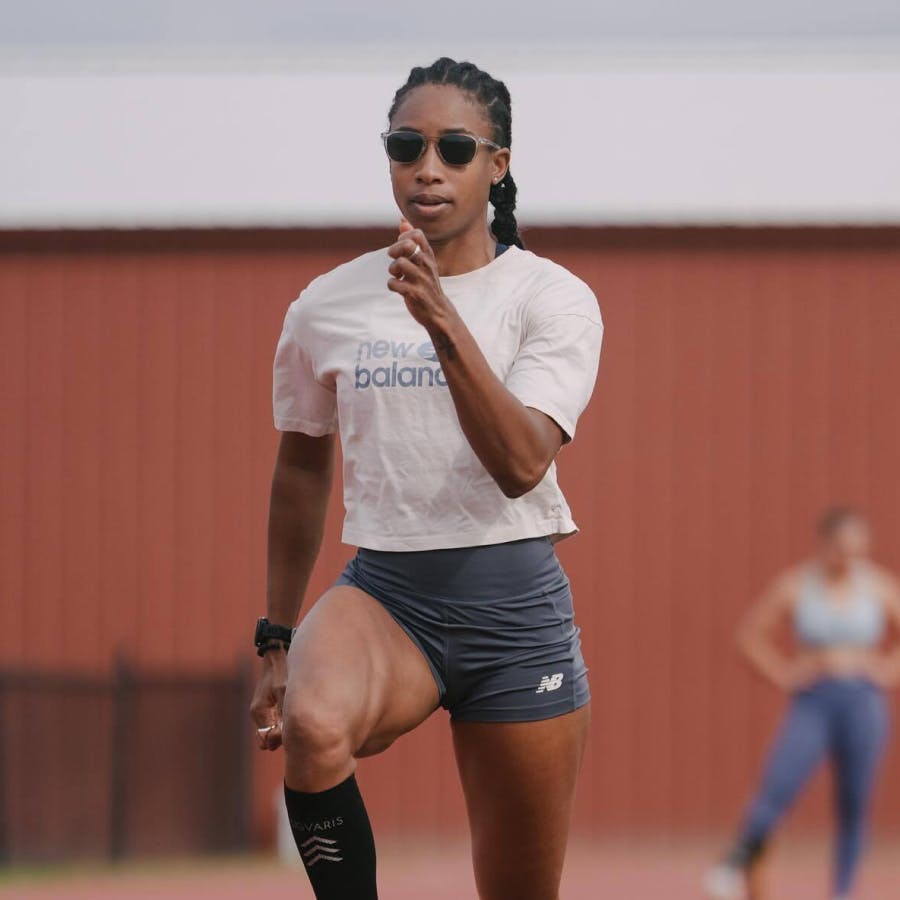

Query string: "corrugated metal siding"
[[2, 227, 899, 844]]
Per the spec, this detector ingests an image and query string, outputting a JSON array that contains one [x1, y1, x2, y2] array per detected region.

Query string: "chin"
[[401, 207, 457, 241], [408, 221, 455, 244]]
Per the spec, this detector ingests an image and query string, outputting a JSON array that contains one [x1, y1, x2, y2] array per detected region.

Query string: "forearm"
[[739, 634, 793, 688], [428, 310, 555, 497], [876, 646, 900, 684], [266, 461, 333, 628]]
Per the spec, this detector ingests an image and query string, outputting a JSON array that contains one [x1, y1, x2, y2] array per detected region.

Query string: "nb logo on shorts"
[[535, 673, 564, 694]]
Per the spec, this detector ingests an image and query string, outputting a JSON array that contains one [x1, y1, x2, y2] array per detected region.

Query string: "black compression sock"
[[726, 834, 766, 869], [284, 774, 378, 900]]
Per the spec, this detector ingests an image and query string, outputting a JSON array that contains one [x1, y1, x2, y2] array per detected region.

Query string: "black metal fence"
[[0, 659, 253, 864]]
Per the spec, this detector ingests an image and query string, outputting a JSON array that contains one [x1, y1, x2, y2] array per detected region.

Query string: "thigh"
[[452, 705, 590, 900], [756, 692, 830, 800], [832, 686, 890, 806], [285, 585, 440, 760]]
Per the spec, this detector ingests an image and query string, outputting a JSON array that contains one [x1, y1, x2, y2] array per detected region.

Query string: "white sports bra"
[[794, 563, 885, 648]]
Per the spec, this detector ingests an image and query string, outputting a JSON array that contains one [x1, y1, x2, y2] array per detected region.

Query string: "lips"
[[409, 193, 451, 217], [410, 193, 451, 206]]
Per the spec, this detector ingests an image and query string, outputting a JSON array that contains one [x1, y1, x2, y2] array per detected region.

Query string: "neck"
[[820, 557, 853, 580], [428, 221, 497, 277]]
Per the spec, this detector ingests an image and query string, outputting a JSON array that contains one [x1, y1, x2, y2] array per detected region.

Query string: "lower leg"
[[832, 685, 889, 897], [275, 586, 440, 900], [284, 773, 377, 900], [832, 756, 883, 894], [723, 832, 767, 870], [744, 846, 771, 900], [282, 713, 377, 899], [706, 697, 829, 898], [834, 815, 866, 898], [730, 696, 830, 868]]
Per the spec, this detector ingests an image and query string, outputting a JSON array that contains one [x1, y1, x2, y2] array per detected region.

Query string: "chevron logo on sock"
[[300, 835, 343, 867]]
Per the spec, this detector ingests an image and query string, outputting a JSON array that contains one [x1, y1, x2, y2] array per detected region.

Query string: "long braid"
[[388, 58, 525, 250]]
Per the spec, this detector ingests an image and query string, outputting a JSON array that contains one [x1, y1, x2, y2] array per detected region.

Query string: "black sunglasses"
[[381, 130, 501, 166]]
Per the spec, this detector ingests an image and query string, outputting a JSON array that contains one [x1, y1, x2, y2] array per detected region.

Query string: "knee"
[[745, 784, 793, 833], [282, 700, 354, 774], [751, 782, 790, 816]]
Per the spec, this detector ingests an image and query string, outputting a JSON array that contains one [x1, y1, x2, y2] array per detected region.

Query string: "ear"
[[491, 147, 511, 185]]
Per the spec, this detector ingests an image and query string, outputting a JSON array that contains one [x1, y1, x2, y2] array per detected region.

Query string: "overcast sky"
[[2, 0, 900, 49]]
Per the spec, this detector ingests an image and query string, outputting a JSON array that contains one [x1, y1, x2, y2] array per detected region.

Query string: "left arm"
[[388, 229, 567, 498], [871, 571, 900, 688], [415, 312, 564, 498]]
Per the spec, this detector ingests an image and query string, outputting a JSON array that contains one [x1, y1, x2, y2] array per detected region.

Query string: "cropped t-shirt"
[[273, 244, 603, 551]]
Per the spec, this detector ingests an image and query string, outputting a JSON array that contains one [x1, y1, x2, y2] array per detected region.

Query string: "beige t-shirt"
[[273, 245, 603, 551]]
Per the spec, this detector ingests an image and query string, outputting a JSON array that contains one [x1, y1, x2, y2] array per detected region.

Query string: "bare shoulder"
[[867, 562, 900, 608], [737, 565, 803, 634], [758, 564, 807, 613]]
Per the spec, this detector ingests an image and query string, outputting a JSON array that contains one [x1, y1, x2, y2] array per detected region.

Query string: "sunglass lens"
[[385, 132, 425, 163], [438, 134, 478, 165]]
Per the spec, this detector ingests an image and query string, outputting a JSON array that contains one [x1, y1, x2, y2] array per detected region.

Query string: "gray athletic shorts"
[[335, 536, 590, 722]]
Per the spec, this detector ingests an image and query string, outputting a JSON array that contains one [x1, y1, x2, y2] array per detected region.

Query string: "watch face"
[[254, 618, 267, 646]]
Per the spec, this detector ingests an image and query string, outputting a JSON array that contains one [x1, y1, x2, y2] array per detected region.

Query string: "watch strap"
[[255, 617, 295, 649]]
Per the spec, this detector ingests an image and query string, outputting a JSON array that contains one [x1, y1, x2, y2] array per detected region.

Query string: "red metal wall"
[[2, 227, 900, 845]]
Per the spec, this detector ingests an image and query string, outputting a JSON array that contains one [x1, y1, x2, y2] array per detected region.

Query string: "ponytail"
[[489, 172, 523, 249]]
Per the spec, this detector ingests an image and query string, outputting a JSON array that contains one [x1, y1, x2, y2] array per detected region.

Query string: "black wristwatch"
[[254, 617, 295, 657]]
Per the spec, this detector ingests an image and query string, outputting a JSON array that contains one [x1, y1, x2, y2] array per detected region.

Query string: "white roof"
[[4, 0, 900, 48], [2, 42, 899, 227]]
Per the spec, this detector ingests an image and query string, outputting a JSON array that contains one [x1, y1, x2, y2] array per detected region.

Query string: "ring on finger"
[[409, 244, 421, 259]]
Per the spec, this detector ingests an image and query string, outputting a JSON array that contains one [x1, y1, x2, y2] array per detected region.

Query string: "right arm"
[[250, 431, 335, 748], [736, 570, 816, 691]]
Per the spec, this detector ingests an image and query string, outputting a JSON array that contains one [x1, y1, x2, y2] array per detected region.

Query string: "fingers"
[[250, 700, 284, 751], [250, 690, 284, 751], [387, 261, 431, 300], [249, 695, 268, 728], [387, 238, 422, 263], [256, 720, 284, 751], [387, 226, 429, 261], [387, 254, 424, 283], [387, 277, 412, 296], [387, 225, 431, 294], [386, 226, 444, 320]]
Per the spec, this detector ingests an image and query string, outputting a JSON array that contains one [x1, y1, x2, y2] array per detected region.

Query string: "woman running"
[[705, 507, 900, 900], [249, 58, 603, 900]]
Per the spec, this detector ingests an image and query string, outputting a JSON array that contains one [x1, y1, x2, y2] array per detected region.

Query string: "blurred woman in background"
[[705, 507, 900, 900]]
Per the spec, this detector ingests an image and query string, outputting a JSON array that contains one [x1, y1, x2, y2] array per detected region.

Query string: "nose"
[[414, 140, 444, 184]]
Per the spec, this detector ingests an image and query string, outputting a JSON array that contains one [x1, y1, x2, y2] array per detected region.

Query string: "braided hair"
[[388, 58, 524, 250]]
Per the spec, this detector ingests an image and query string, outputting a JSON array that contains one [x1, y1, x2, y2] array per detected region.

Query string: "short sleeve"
[[272, 297, 338, 435], [504, 279, 603, 442]]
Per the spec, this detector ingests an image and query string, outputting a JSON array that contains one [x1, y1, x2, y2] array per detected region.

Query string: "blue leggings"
[[739, 678, 889, 895]]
